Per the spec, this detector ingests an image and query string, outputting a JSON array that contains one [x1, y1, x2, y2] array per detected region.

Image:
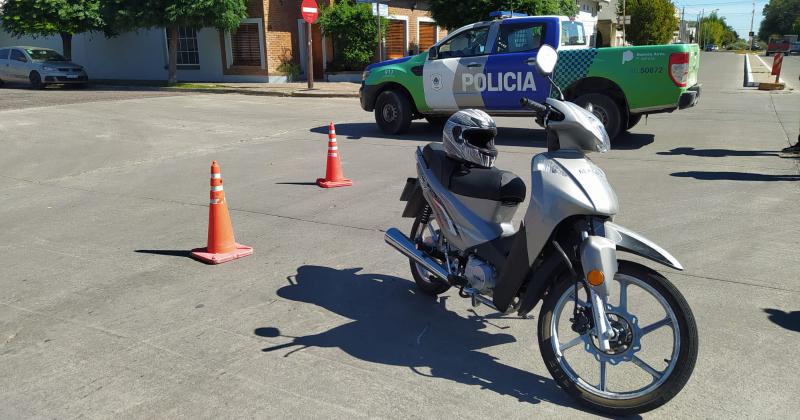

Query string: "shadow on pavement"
[[763, 309, 800, 332], [254, 265, 599, 412], [135, 249, 193, 258], [671, 171, 799, 181], [311, 122, 653, 151], [657, 147, 782, 157]]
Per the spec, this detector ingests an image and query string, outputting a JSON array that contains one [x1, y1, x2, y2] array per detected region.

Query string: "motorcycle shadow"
[[255, 265, 610, 414]]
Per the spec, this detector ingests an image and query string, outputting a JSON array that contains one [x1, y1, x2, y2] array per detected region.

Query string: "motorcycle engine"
[[465, 256, 496, 293]]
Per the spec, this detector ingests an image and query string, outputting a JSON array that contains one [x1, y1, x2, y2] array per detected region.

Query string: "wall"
[[0, 28, 225, 82]]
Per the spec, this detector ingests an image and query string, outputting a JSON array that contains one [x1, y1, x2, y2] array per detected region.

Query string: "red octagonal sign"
[[301, 0, 319, 24]]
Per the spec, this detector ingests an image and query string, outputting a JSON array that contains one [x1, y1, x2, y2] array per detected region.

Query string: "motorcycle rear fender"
[[603, 222, 684, 271], [400, 177, 426, 218]]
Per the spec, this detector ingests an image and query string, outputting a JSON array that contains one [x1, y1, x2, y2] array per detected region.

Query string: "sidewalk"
[[93, 81, 361, 98]]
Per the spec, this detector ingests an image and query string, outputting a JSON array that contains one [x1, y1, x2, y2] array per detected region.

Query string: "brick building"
[[0, 0, 446, 83]]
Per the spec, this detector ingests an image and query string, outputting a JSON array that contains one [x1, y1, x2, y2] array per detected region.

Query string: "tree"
[[619, 0, 678, 45], [318, 0, 386, 70], [104, 0, 247, 84], [0, 0, 104, 60], [758, 0, 800, 40], [429, 0, 578, 31]]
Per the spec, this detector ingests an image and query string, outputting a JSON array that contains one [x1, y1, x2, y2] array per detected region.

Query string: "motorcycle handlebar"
[[519, 97, 548, 115]]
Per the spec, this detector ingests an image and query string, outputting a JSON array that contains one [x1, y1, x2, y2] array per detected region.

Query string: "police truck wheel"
[[575, 93, 622, 140], [375, 90, 412, 134], [627, 114, 642, 131]]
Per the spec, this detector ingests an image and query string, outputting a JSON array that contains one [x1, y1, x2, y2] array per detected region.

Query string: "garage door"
[[386, 20, 406, 59], [419, 22, 437, 53]]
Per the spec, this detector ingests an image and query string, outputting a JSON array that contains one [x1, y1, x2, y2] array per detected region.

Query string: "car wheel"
[[575, 93, 623, 140], [375, 90, 412, 134], [29, 72, 44, 90]]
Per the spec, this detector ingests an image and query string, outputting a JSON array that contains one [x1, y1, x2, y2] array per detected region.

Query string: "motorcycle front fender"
[[603, 222, 684, 271]]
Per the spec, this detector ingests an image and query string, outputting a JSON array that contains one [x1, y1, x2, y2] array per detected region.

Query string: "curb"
[[743, 55, 757, 87], [92, 84, 358, 98]]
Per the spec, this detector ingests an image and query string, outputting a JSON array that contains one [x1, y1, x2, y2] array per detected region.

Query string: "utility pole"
[[376, 0, 383, 61], [698, 9, 704, 48], [749, 0, 756, 50], [622, 0, 626, 46], [681, 6, 686, 42]]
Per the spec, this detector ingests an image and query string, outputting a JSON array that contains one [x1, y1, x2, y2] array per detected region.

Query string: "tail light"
[[669, 52, 690, 87]]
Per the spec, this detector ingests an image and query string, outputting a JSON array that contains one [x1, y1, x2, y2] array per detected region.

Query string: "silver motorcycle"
[[384, 45, 697, 415]]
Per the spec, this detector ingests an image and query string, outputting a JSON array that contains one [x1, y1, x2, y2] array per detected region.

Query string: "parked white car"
[[0, 47, 88, 89]]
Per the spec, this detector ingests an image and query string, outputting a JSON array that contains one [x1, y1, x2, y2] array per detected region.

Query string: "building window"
[[166, 27, 200, 68], [231, 23, 261, 66]]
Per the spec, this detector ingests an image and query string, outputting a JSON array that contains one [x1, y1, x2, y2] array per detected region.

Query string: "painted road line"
[[744, 55, 756, 87]]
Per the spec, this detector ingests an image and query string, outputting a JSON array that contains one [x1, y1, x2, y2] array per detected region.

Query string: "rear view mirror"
[[535, 45, 558, 75], [428, 46, 438, 60]]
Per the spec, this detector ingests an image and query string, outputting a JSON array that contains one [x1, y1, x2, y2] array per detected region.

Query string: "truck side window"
[[561, 21, 586, 46], [496, 23, 545, 53], [437, 26, 490, 59], [0, 49, 9, 60]]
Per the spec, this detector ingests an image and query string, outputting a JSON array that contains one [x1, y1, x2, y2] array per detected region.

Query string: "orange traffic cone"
[[191, 161, 253, 264], [317, 122, 353, 188]]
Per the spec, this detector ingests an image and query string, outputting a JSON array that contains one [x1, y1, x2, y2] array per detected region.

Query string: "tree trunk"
[[60, 33, 73, 61], [167, 25, 179, 85]]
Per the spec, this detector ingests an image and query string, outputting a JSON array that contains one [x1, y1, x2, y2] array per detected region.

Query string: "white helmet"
[[442, 109, 498, 168]]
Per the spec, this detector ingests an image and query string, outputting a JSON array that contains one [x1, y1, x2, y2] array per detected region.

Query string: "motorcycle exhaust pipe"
[[384, 228, 449, 281]]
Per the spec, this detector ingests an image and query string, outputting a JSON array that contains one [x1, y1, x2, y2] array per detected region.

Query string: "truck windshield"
[[561, 21, 586, 46]]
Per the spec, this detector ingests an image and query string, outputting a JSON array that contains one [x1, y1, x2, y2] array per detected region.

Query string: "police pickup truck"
[[359, 13, 701, 140]]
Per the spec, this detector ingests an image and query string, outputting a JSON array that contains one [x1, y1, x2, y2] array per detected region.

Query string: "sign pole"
[[307, 22, 314, 89], [300, 0, 319, 89], [376, 0, 382, 61]]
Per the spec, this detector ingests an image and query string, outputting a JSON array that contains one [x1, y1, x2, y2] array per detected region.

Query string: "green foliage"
[[0, 0, 104, 59], [758, 0, 800, 40], [104, 0, 247, 32], [699, 13, 738, 47], [318, 0, 387, 71], [619, 0, 678, 45], [277, 60, 302, 81], [429, 0, 578, 31]]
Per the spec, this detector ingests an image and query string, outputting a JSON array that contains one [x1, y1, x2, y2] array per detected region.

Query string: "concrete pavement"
[[0, 52, 798, 418]]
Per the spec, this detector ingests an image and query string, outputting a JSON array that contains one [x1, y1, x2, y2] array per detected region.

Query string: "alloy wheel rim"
[[549, 274, 680, 400]]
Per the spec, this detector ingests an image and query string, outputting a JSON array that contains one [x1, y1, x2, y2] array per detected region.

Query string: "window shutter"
[[232, 23, 261, 66]]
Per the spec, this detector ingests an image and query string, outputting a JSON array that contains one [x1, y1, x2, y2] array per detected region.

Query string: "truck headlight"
[[361, 70, 371, 81], [42, 66, 57, 71]]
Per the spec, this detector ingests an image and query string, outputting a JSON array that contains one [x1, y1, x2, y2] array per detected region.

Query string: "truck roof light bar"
[[489, 11, 528, 19]]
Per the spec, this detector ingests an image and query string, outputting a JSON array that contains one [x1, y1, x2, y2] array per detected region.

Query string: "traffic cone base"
[[191, 243, 253, 265], [316, 177, 353, 188]]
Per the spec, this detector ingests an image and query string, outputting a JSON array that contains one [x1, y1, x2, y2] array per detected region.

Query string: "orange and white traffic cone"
[[316, 122, 353, 188], [191, 161, 253, 264]]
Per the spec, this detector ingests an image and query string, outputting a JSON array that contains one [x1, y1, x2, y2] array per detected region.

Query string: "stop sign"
[[301, 0, 319, 24]]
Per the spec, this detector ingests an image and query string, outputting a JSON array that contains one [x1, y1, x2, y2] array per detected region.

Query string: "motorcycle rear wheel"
[[537, 261, 698, 415], [409, 209, 451, 296]]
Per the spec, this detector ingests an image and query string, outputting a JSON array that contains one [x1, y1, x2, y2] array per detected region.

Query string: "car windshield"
[[25, 49, 67, 62]]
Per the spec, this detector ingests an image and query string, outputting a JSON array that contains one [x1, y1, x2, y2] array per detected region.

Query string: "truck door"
[[482, 18, 558, 110], [423, 23, 492, 111]]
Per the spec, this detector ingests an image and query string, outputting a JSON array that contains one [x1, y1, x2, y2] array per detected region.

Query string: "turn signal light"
[[587, 270, 605, 286]]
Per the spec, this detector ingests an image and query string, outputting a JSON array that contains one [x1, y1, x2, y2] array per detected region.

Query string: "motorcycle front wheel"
[[538, 261, 698, 415]]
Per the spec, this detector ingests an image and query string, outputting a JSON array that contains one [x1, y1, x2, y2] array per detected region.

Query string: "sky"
[[674, 0, 770, 38]]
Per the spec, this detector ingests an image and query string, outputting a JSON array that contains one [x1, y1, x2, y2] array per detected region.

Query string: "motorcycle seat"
[[422, 143, 526, 204]]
